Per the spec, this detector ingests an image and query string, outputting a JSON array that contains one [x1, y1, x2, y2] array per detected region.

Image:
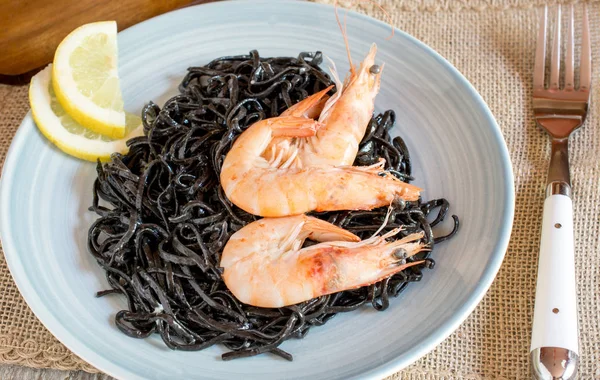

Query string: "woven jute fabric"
[[1, 0, 599, 378]]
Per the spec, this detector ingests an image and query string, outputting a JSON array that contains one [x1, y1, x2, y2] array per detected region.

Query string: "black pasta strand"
[[87, 51, 459, 361]]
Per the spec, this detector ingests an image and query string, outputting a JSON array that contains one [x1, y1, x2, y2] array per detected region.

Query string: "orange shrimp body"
[[220, 215, 427, 308], [219, 114, 421, 217], [263, 44, 383, 169]]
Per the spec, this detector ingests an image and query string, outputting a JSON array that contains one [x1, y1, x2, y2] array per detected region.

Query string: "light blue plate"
[[0, 1, 514, 379]]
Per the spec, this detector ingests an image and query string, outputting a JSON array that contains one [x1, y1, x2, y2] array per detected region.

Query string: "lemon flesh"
[[30, 65, 143, 162], [52, 21, 126, 138]]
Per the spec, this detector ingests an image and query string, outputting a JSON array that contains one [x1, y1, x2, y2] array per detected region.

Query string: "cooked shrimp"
[[219, 110, 420, 217], [220, 215, 427, 308], [263, 44, 383, 169]]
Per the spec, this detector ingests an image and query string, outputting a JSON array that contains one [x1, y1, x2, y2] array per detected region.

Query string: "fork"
[[530, 5, 590, 380]]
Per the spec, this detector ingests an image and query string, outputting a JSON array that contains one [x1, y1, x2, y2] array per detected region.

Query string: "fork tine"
[[580, 4, 591, 91], [534, 6, 548, 91], [549, 5, 561, 90], [565, 5, 575, 91]]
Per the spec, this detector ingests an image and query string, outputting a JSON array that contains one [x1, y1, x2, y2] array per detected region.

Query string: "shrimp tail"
[[303, 216, 360, 243], [278, 215, 360, 253], [266, 116, 325, 138], [282, 85, 333, 119]]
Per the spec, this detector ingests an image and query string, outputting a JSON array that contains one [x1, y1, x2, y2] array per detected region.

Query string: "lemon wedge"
[[52, 21, 127, 138], [30, 65, 143, 162]]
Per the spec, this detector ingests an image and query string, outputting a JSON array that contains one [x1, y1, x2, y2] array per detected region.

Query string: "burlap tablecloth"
[[0, 0, 599, 378]]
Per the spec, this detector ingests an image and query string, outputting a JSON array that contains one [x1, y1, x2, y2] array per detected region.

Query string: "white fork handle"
[[531, 194, 579, 353]]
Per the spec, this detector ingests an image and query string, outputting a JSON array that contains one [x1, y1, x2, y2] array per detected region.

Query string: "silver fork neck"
[[547, 181, 571, 197], [545, 138, 572, 198]]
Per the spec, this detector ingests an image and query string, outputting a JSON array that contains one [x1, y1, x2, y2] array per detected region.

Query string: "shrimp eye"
[[393, 248, 408, 260], [392, 198, 406, 210], [369, 65, 381, 74], [424, 259, 436, 269]]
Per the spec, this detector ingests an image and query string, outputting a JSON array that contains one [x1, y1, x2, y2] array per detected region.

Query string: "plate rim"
[[0, 1, 515, 379]]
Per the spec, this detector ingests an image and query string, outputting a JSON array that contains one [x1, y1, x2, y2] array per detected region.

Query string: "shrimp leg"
[[264, 86, 332, 165]]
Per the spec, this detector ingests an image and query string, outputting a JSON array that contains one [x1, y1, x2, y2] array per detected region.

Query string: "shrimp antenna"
[[334, 1, 395, 47], [356, 0, 395, 40], [370, 204, 394, 238], [334, 0, 355, 76]]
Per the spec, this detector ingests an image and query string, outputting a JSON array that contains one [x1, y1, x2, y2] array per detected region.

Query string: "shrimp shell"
[[220, 215, 427, 308]]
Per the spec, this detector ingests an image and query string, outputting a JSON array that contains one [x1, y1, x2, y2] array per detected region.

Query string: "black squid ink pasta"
[[87, 50, 459, 361]]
